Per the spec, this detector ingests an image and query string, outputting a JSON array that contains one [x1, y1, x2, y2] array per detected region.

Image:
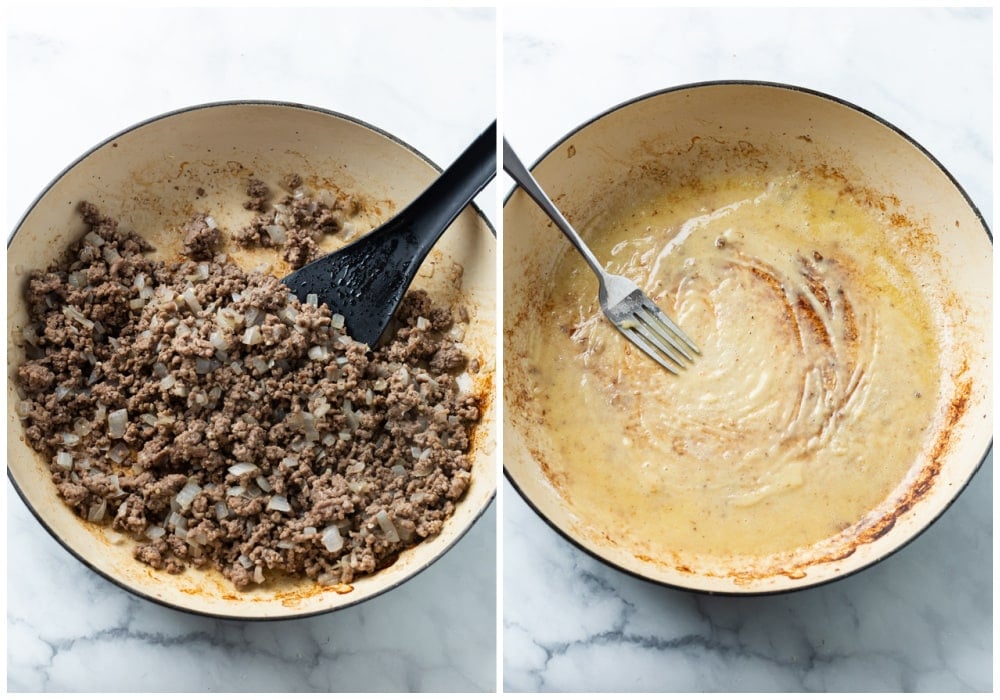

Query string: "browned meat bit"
[[280, 173, 303, 192], [244, 177, 271, 212], [14, 198, 481, 591], [56, 481, 90, 507], [430, 344, 467, 372], [181, 213, 221, 261], [16, 362, 55, 392], [235, 175, 355, 269], [282, 228, 320, 269], [134, 539, 185, 574]]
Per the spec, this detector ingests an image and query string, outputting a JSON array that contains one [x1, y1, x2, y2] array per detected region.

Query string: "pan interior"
[[503, 83, 991, 594], [8, 103, 497, 618]]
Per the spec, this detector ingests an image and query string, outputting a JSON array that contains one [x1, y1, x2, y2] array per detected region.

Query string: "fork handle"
[[502, 138, 606, 280]]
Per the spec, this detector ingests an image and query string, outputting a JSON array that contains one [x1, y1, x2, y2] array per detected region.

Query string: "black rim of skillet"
[[502, 78, 993, 598], [7, 99, 498, 621]]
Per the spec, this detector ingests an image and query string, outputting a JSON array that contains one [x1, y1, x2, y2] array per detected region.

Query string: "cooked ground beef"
[[233, 175, 359, 268], [14, 197, 480, 589], [243, 177, 271, 213], [181, 213, 221, 261]]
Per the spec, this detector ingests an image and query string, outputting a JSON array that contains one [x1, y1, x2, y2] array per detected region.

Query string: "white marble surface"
[[502, 7, 992, 693], [6, 7, 496, 693]]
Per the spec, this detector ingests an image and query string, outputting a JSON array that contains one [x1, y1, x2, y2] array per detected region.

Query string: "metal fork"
[[503, 137, 700, 373]]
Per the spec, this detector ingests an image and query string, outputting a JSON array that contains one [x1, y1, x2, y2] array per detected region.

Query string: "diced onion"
[[264, 224, 287, 243], [217, 308, 243, 330], [343, 400, 360, 430], [107, 408, 128, 439], [83, 232, 106, 247], [182, 287, 203, 313], [301, 412, 319, 442], [255, 475, 273, 493], [108, 443, 130, 464], [215, 502, 230, 520], [63, 305, 95, 329], [55, 451, 74, 469], [67, 271, 88, 289], [267, 494, 291, 512], [321, 525, 344, 553], [375, 509, 400, 543], [244, 307, 263, 327], [253, 565, 265, 584], [174, 480, 202, 509], [145, 525, 166, 540], [330, 314, 345, 329], [228, 462, 257, 476], [87, 499, 107, 523], [168, 512, 188, 536], [242, 326, 263, 346]]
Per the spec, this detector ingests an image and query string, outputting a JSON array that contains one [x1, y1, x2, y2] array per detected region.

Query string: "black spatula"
[[282, 120, 496, 347]]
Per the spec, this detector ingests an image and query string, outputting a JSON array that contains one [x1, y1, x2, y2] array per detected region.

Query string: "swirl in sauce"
[[527, 171, 940, 560]]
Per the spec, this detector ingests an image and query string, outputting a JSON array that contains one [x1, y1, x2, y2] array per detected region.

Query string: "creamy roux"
[[526, 171, 941, 559]]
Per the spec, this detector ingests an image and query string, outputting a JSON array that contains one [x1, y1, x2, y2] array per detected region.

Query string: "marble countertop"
[[6, 7, 496, 693], [501, 7, 992, 693], [6, 6, 993, 695]]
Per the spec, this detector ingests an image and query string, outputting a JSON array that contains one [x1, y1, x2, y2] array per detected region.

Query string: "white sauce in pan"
[[526, 170, 941, 560]]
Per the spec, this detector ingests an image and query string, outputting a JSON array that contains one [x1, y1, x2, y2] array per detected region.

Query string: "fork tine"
[[633, 306, 696, 362], [630, 310, 689, 366], [621, 325, 682, 374], [640, 302, 701, 357]]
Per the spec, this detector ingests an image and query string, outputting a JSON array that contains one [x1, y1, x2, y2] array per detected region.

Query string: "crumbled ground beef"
[[234, 174, 358, 267], [14, 196, 480, 590], [181, 213, 221, 261], [243, 178, 271, 213]]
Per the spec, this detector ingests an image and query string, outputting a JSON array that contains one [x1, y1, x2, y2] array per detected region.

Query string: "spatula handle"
[[398, 119, 497, 256]]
